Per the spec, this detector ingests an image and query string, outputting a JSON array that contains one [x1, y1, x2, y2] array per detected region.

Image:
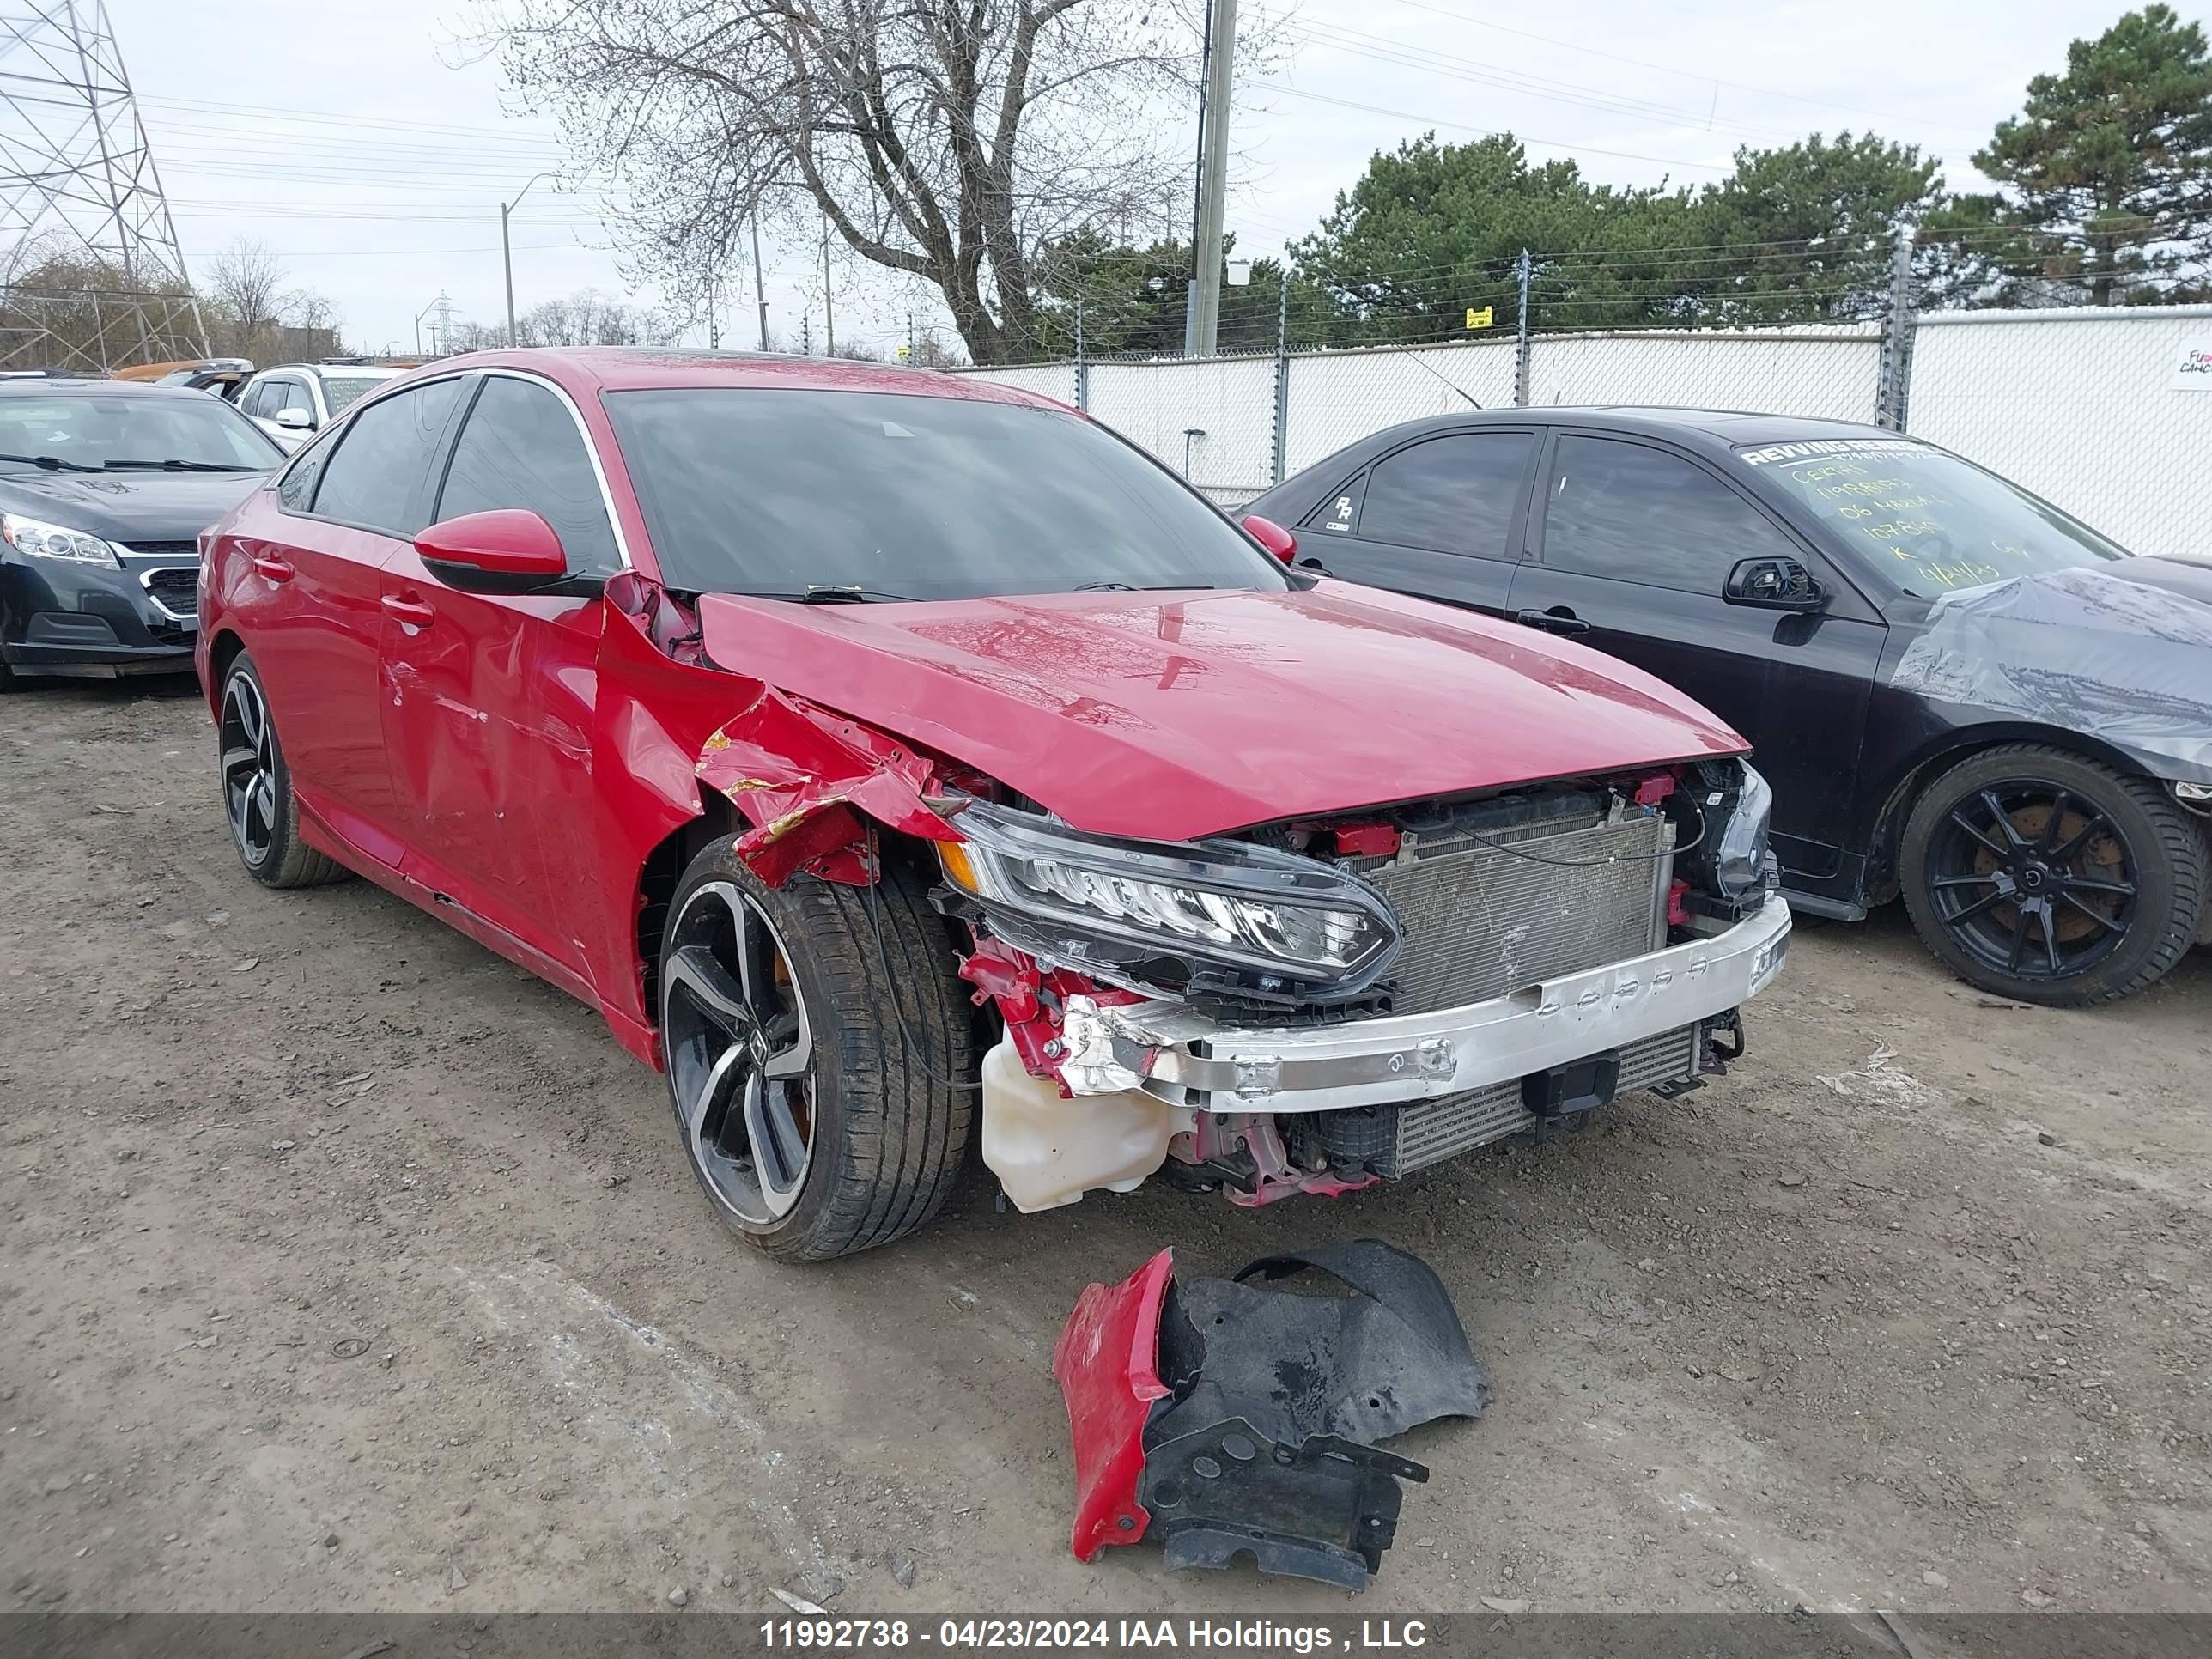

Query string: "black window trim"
[[430, 371, 626, 578], [1526, 426, 1875, 613], [1307, 423, 1541, 562], [272, 366, 632, 570], [286, 372, 471, 540], [1345, 422, 1539, 566]]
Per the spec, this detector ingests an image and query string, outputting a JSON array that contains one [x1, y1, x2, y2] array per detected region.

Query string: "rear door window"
[[1349, 432, 1534, 558], [307, 378, 465, 536], [1540, 434, 1801, 593], [434, 376, 621, 575]]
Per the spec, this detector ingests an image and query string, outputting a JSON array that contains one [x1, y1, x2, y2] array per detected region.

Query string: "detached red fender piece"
[[1052, 1248, 1176, 1561]]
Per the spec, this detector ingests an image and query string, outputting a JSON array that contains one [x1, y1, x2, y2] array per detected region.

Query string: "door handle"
[[251, 554, 294, 583], [380, 592, 435, 629], [1515, 607, 1590, 636]]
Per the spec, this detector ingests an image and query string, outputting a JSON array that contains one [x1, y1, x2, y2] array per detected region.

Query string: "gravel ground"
[[3, 679, 2209, 1619]]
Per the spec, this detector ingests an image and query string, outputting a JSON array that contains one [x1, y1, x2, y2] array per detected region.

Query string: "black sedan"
[[1244, 409, 2211, 1006], [0, 379, 283, 686]]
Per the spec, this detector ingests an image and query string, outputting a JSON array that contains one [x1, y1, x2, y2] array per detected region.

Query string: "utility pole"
[[821, 213, 836, 356], [750, 217, 770, 351], [1514, 248, 1533, 408], [413, 292, 447, 358], [501, 172, 551, 349], [1271, 272, 1290, 483], [1074, 295, 1087, 411], [1188, 0, 1238, 358], [1876, 227, 1917, 432]]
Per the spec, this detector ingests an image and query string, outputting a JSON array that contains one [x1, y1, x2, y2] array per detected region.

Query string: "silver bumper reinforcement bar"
[[1057, 894, 1792, 1114]]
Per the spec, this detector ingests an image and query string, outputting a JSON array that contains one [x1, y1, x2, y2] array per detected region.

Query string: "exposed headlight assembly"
[[938, 799, 1401, 1000], [1713, 762, 1775, 898], [1, 513, 122, 568]]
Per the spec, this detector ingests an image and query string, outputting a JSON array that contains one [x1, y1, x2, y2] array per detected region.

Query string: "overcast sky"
[[104, 0, 2208, 360]]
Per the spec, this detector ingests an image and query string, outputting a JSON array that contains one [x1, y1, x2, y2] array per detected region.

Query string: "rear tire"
[[658, 842, 975, 1261], [217, 652, 350, 890], [1900, 744, 2205, 1006]]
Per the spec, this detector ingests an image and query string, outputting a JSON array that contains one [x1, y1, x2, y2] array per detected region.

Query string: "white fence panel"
[[1084, 353, 1279, 505], [949, 361, 1079, 404], [1907, 306, 2212, 559], [1282, 341, 1519, 476], [1528, 327, 1883, 421]]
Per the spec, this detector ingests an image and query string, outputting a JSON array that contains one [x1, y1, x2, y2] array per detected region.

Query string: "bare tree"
[[469, 0, 1255, 363], [515, 287, 681, 346], [204, 239, 288, 349]]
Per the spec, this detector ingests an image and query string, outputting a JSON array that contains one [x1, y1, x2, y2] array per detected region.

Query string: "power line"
[[1369, 0, 1990, 138], [1254, 81, 1734, 173]]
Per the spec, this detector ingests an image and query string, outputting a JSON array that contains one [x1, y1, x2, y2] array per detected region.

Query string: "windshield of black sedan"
[[1736, 436, 2124, 594], [0, 392, 281, 471], [605, 386, 1291, 600]]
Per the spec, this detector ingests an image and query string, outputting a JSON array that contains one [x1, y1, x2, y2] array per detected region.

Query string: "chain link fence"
[[952, 267, 2210, 557]]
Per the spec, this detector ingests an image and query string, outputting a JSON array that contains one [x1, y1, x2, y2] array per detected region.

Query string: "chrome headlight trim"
[[1714, 762, 1774, 898], [939, 799, 1402, 995], [1, 512, 123, 568]]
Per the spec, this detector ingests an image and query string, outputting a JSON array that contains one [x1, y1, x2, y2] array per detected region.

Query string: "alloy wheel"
[[661, 880, 817, 1224], [220, 671, 278, 868], [1925, 779, 2139, 982]]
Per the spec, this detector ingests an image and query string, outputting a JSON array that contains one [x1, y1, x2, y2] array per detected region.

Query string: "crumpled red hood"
[[695, 580, 1743, 841]]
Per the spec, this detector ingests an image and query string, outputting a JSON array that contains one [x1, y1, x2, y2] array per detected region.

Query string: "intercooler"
[[1303, 804, 1693, 1179]]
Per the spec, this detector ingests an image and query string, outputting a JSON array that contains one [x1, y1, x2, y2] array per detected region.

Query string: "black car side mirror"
[[1723, 556, 1826, 612]]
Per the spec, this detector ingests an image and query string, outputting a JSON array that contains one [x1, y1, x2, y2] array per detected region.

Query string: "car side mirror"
[[1242, 513, 1297, 563], [416, 509, 571, 594], [1723, 556, 1826, 612], [274, 407, 313, 430]]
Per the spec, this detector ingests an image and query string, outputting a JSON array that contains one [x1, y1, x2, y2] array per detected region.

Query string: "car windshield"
[[321, 374, 390, 415], [1734, 436, 2125, 595], [0, 392, 282, 470], [605, 386, 1292, 600]]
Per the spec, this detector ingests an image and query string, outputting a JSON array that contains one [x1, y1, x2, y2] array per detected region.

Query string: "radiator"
[[1303, 804, 1685, 1178], [1366, 808, 1671, 1015], [1298, 1023, 1703, 1179]]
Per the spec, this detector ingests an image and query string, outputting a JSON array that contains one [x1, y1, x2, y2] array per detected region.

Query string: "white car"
[[236, 363, 403, 452]]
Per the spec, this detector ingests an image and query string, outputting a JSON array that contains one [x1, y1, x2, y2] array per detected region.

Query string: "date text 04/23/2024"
[[759, 1621, 1431, 1652]]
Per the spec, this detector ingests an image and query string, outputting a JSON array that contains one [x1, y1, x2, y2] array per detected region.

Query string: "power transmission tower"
[[0, 0, 209, 371]]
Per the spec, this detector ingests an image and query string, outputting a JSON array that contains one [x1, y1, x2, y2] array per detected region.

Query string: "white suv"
[[236, 363, 403, 451]]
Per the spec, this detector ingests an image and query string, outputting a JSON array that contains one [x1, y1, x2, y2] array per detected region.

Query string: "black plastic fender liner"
[[1152, 1239, 1493, 1451], [1138, 1419, 1427, 1593], [1056, 1238, 1488, 1589]]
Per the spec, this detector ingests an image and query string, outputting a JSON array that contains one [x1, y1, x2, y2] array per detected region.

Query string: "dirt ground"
[[3, 678, 2210, 1620]]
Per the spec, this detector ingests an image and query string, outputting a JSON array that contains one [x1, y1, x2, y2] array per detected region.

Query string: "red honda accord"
[[197, 349, 1790, 1260]]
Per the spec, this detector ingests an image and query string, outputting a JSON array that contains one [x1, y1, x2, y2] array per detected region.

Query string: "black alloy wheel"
[[216, 653, 349, 889], [656, 843, 975, 1261], [662, 878, 819, 1226], [1901, 744, 2206, 1006]]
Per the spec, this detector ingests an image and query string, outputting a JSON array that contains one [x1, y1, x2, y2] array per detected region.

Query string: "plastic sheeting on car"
[[1887, 562, 2212, 783]]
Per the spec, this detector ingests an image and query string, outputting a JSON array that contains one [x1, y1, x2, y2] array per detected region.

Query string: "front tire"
[[217, 652, 350, 889], [1900, 744, 2206, 1006], [657, 842, 975, 1261]]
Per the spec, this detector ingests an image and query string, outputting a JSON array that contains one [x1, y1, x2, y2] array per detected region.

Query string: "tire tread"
[[1901, 742, 2206, 1006]]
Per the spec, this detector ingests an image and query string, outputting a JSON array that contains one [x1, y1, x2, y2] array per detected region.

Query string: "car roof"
[[394, 345, 1064, 410], [1344, 404, 1897, 450], [0, 377, 214, 400], [257, 362, 403, 379]]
